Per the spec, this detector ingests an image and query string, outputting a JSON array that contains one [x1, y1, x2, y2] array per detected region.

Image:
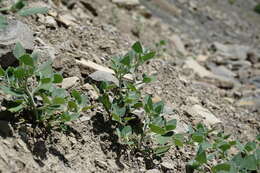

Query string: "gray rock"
[[185, 104, 221, 127], [112, 0, 140, 8], [161, 161, 175, 170], [146, 169, 161, 173], [62, 76, 80, 89], [171, 35, 187, 56], [212, 42, 250, 60], [89, 70, 119, 86], [0, 20, 34, 68], [207, 64, 236, 78]]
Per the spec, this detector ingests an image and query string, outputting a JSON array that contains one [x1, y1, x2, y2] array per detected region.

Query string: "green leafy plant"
[[186, 124, 260, 173], [0, 43, 90, 128], [254, 4, 260, 14], [0, 0, 48, 29], [97, 41, 184, 156]]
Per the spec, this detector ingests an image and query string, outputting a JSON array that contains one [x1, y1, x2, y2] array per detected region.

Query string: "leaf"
[[37, 60, 53, 78], [53, 97, 66, 105], [120, 55, 131, 66], [0, 86, 24, 97], [81, 105, 94, 112], [141, 51, 156, 62], [165, 119, 177, 131], [68, 101, 78, 111], [254, 4, 260, 14], [142, 74, 156, 83], [195, 149, 207, 165], [112, 104, 126, 117], [18, 7, 49, 16], [241, 155, 257, 170], [52, 88, 66, 98], [244, 142, 257, 152], [156, 134, 172, 145], [53, 73, 63, 83], [8, 104, 24, 113], [153, 101, 164, 114], [212, 163, 231, 173], [13, 42, 26, 59], [173, 134, 184, 147], [19, 54, 34, 66], [71, 90, 82, 104], [13, 67, 26, 79], [192, 132, 204, 143], [0, 66, 5, 76], [120, 125, 132, 137], [11, 0, 26, 12], [149, 124, 166, 135], [99, 94, 111, 112], [132, 41, 143, 53], [153, 145, 171, 156], [144, 95, 153, 113]]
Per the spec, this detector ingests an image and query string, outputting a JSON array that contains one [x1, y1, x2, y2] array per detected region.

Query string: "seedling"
[[98, 42, 184, 156], [0, 43, 90, 128]]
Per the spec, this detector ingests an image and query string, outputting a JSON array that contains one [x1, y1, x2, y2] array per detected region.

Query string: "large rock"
[[0, 20, 34, 68]]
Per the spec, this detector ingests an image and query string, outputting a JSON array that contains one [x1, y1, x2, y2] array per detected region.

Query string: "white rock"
[[62, 77, 80, 89], [112, 0, 140, 7], [184, 58, 215, 78], [185, 105, 221, 127], [171, 35, 187, 56]]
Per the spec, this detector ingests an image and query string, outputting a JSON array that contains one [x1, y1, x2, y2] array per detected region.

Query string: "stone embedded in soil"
[[62, 76, 80, 89], [83, 83, 99, 100], [171, 35, 187, 56], [0, 121, 13, 137], [161, 161, 175, 170], [89, 70, 119, 86], [146, 169, 161, 173], [0, 20, 34, 68], [184, 104, 221, 127], [212, 42, 251, 60], [112, 0, 140, 8]]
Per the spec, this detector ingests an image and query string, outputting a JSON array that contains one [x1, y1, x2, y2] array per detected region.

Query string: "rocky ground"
[[0, 0, 259, 172]]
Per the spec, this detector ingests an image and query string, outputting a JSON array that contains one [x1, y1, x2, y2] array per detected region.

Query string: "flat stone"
[[212, 42, 250, 60], [89, 70, 119, 86], [112, 0, 140, 7], [0, 20, 34, 68], [161, 161, 175, 170], [146, 169, 160, 173], [171, 35, 187, 56], [62, 76, 80, 89], [185, 104, 221, 127]]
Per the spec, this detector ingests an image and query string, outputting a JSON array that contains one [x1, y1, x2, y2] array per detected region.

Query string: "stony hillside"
[[0, 0, 259, 172]]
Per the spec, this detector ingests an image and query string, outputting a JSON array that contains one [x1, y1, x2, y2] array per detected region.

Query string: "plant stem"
[[24, 80, 39, 121]]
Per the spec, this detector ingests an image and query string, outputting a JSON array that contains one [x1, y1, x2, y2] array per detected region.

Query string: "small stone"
[[161, 161, 175, 170], [112, 0, 140, 8], [146, 169, 160, 173], [89, 71, 119, 86], [83, 83, 99, 100], [184, 58, 215, 78], [197, 55, 208, 62], [94, 159, 108, 170], [57, 14, 77, 27], [171, 35, 187, 56], [62, 76, 80, 89], [185, 104, 221, 127]]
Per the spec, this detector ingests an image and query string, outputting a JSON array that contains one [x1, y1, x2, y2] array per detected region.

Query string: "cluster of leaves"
[[98, 42, 183, 156], [0, 0, 48, 29], [0, 43, 90, 128], [186, 124, 260, 173], [254, 4, 260, 15]]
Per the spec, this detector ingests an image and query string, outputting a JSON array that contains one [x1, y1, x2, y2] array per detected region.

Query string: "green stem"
[[24, 80, 39, 122]]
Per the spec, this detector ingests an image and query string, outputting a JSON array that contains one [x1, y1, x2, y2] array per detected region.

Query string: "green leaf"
[[241, 155, 257, 170], [153, 145, 171, 156], [18, 7, 49, 16], [68, 101, 78, 111], [144, 95, 153, 113], [0, 86, 24, 97], [153, 101, 164, 114], [52, 88, 66, 98], [257, 134, 260, 142], [141, 51, 156, 62], [53, 73, 63, 83], [212, 163, 231, 173], [99, 94, 111, 112], [11, 0, 26, 12], [53, 97, 66, 105], [173, 134, 184, 147], [195, 149, 207, 165], [19, 54, 34, 66], [13, 67, 26, 79], [244, 142, 257, 152], [254, 4, 260, 14], [156, 134, 172, 145], [192, 132, 204, 143], [120, 125, 132, 137], [142, 74, 156, 83], [8, 104, 24, 113], [165, 119, 177, 131], [132, 41, 143, 53], [0, 66, 5, 76], [71, 90, 82, 104], [112, 104, 126, 117], [13, 42, 26, 59], [120, 55, 131, 66], [149, 124, 166, 135], [37, 60, 53, 78]]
